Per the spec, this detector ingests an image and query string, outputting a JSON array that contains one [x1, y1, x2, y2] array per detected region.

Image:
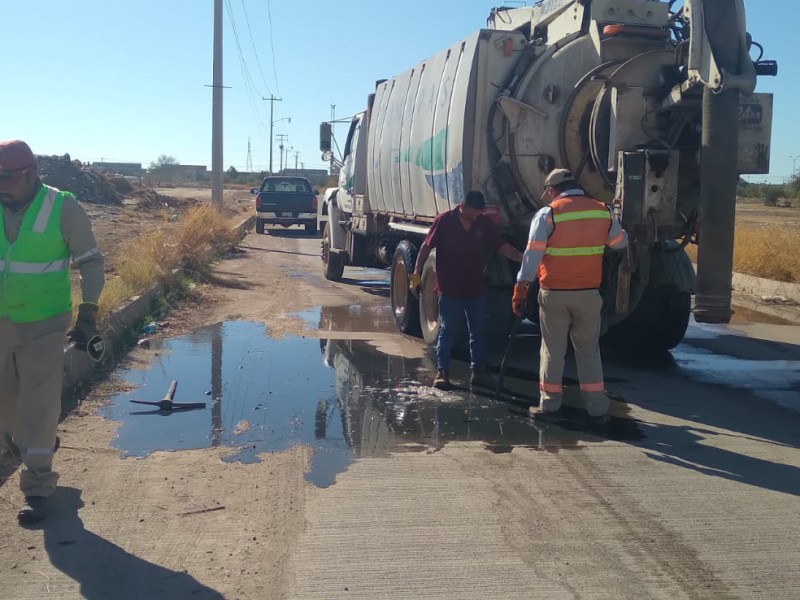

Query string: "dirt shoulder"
[[0, 224, 384, 600]]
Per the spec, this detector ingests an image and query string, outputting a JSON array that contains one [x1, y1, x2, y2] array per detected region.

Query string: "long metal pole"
[[264, 96, 282, 175], [269, 102, 274, 175], [211, 0, 223, 209]]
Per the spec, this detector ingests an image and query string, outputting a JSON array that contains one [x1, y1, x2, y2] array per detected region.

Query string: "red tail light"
[[311, 195, 318, 211], [255, 193, 262, 209]]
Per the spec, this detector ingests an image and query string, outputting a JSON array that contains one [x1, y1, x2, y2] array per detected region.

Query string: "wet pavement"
[[100, 295, 800, 490], [100, 314, 646, 488]]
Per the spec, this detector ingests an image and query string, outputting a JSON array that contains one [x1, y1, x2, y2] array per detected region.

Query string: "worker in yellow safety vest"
[[0, 140, 105, 525], [512, 168, 627, 427]]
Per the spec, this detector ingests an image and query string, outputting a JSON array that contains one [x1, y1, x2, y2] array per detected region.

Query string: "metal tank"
[[320, 0, 776, 350]]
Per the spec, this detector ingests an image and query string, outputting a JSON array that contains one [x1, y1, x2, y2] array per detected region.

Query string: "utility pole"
[[211, 0, 224, 209], [246, 137, 253, 173], [276, 134, 289, 173], [294, 151, 300, 175], [330, 104, 336, 176], [263, 95, 282, 175]]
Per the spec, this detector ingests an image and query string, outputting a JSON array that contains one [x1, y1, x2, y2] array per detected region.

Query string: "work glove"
[[512, 282, 530, 317], [68, 303, 105, 361], [409, 273, 422, 298]]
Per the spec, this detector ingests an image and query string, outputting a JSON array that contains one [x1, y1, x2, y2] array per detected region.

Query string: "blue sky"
[[0, 1, 792, 181]]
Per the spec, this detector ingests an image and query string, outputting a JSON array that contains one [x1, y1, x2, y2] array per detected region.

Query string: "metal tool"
[[496, 283, 538, 400], [130, 380, 206, 411]]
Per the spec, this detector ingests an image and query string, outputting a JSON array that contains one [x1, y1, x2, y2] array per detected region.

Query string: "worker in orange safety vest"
[[512, 168, 627, 426]]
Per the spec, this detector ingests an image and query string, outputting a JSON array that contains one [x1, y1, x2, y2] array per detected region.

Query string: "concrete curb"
[[731, 272, 800, 305], [61, 213, 255, 401]]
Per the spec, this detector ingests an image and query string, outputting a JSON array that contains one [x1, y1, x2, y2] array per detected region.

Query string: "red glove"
[[512, 282, 530, 317]]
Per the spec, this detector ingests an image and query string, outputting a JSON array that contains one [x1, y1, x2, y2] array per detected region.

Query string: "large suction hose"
[[694, 0, 749, 324]]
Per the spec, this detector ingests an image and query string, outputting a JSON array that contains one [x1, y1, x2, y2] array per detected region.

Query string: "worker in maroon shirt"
[[410, 191, 523, 390]]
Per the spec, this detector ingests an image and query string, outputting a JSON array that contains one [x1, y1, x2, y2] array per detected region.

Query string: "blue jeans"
[[437, 295, 486, 372]]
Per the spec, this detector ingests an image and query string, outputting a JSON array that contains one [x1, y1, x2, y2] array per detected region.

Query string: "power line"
[[239, 0, 272, 96], [224, 0, 268, 134], [266, 0, 281, 96]]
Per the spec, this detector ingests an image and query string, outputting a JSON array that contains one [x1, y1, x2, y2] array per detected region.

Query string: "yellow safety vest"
[[0, 185, 71, 322]]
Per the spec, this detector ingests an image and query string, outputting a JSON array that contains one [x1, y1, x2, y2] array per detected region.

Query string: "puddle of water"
[[102, 320, 644, 488], [102, 321, 349, 488], [730, 305, 794, 326]]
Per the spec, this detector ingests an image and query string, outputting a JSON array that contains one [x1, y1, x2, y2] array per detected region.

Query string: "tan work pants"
[[0, 315, 68, 497], [538, 289, 609, 417]]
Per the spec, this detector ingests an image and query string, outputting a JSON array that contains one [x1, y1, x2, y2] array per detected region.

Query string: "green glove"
[[68, 303, 99, 352]]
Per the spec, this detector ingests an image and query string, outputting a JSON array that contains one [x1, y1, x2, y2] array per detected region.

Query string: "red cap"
[[0, 140, 36, 192]]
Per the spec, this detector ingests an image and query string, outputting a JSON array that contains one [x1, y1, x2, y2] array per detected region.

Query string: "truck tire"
[[391, 241, 421, 336], [419, 252, 440, 345], [305, 223, 318, 236], [322, 222, 345, 281], [604, 288, 690, 351], [255, 218, 265, 235]]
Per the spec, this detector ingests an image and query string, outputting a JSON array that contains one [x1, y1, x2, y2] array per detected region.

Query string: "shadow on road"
[[239, 244, 318, 258], [644, 424, 800, 496], [41, 487, 224, 599]]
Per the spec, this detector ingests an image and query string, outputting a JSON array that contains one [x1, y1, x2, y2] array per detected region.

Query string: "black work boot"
[[588, 414, 610, 431], [17, 496, 49, 526], [433, 369, 452, 391], [529, 407, 564, 424]]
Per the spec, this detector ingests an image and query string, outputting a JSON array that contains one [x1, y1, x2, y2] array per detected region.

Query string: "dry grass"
[[686, 223, 800, 283], [97, 205, 240, 315], [731, 225, 800, 283]]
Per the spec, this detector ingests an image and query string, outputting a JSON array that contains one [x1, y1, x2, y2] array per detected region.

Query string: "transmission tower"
[[246, 137, 253, 173]]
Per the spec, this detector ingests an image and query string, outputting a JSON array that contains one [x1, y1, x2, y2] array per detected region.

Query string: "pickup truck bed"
[[253, 177, 318, 235]]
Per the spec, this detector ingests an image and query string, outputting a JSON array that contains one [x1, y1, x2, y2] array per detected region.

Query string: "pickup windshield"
[[260, 178, 312, 193]]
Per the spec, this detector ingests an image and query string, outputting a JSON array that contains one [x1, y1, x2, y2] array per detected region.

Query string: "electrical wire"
[[240, 0, 273, 97], [224, 0, 269, 133], [266, 0, 281, 97]]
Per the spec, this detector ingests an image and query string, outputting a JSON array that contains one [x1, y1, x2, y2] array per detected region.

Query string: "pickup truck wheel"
[[305, 223, 318, 236], [322, 222, 345, 281], [255, 218, 265, 235], [391, 241, 421, 336], [419, 252, 440, 345]]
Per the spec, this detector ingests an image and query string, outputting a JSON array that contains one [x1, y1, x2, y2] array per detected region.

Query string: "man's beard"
[[0, 194, 20, 207]]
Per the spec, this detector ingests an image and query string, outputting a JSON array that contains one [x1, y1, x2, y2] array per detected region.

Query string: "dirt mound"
[[38, 154, 124, 205], [129, 189, 185, 210]]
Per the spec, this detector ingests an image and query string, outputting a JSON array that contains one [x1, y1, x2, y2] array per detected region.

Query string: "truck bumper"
[[256, 212, 316, 227]]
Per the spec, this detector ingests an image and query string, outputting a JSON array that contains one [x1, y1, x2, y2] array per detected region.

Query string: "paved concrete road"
[[263, 230, 800, 599], [3, 226, 798, 599]]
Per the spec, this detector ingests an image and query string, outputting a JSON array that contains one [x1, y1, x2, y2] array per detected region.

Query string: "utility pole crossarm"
[[263, 95, 283, 175]]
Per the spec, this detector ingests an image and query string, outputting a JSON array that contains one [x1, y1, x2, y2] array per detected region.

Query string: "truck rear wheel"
[[419, 252, 440, 345], [255, 218, 265, 235], [391, 241, 421, 336], [322, 222, 345, 281], [604, 288, 691, 351], [305, 223, 318, 236]]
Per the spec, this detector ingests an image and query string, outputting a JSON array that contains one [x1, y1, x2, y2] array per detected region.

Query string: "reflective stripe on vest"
[[0, 185, 72, 322], [539, 195, 611, 291], [545, 246, 605, 257], [0, 258, 70, 274]]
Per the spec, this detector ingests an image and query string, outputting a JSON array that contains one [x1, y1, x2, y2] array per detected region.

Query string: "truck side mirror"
[[250, 188, 258, 194], [320, 123, 332, 152]]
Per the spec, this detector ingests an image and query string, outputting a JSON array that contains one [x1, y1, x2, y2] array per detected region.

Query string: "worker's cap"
[[0, 140, 36, 191], [544, 168, 576, 189]]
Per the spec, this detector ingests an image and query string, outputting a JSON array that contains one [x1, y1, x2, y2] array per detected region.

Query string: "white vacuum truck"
[[319, 0, 777, 351]]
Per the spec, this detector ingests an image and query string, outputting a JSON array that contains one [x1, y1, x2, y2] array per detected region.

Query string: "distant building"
[[91, 162, 144, 177], [278, 168, 330, 186]]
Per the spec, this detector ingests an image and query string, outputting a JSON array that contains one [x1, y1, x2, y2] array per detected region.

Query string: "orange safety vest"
[[538, 195, 611, 290]]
